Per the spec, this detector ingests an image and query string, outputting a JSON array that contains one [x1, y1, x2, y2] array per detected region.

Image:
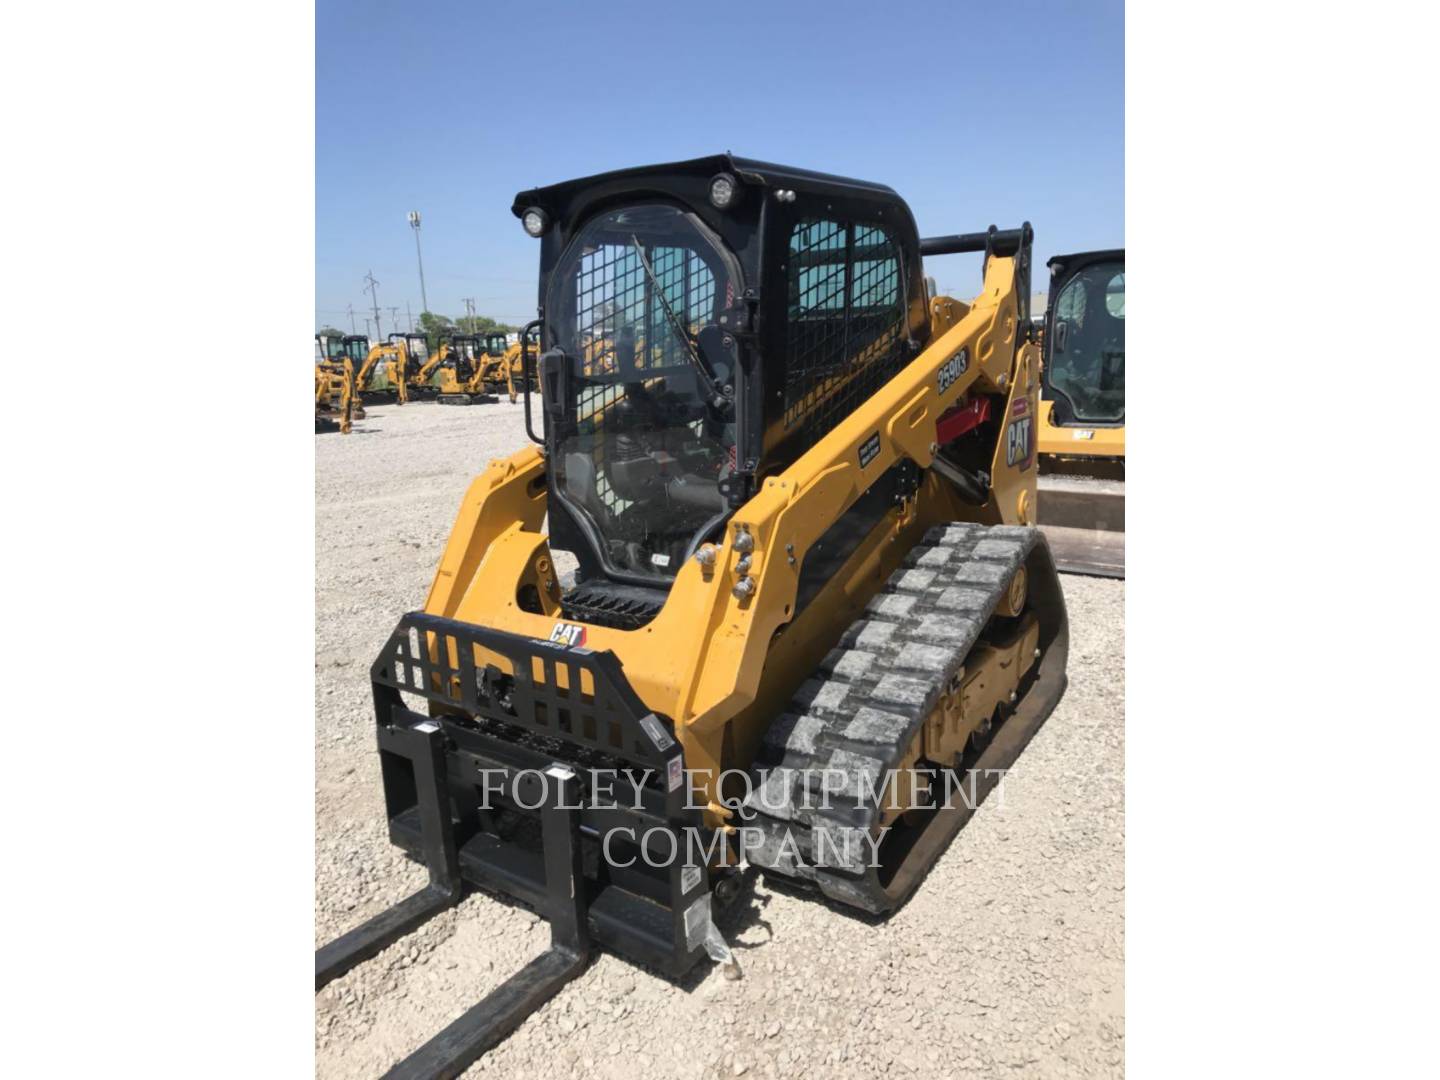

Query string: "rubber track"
[[741, 522, 1051, 913]]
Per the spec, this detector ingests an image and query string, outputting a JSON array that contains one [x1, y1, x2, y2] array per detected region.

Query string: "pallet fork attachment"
[[317, 611, 717, 1077], [315, 721, 461, 990], [314, 720, 594, 1080]]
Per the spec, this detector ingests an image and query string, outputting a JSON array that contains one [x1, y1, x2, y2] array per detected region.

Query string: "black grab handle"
[[919, 223, 1031, 258], [520, 319, 544, 446]]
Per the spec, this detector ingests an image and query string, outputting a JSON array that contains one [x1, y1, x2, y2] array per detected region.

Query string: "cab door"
[[404, 334, 430, 377], [1042, 250, 1125, 428]]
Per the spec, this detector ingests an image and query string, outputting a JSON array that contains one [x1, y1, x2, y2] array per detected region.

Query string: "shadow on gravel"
[[386, 863, 786, 996], [751, 870, 896, 927]]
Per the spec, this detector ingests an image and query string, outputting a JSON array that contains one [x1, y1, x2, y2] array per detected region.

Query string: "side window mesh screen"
[[574, 243, 715, 377], [784, 220, 905, 454]]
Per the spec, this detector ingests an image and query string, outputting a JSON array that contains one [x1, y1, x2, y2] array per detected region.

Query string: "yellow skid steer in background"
[[1036, 249, 1124, 577]]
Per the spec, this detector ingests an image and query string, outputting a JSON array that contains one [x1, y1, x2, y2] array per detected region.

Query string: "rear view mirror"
[[1054, 321, 1068, 353]]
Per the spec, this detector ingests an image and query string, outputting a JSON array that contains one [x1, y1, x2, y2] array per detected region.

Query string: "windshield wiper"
[[630, 235, 726, 406]]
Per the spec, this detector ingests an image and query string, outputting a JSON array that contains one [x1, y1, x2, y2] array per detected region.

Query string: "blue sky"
[[317, 0, 1122, 334]]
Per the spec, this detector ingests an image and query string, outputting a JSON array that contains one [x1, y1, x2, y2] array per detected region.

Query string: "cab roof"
[[511, 153, 903, 219], [1047, 249, 1125, 271]]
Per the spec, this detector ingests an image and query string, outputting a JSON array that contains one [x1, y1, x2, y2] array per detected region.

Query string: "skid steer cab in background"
[[316, 154, 1069, 1079], [1035, 250, 1125, 577]]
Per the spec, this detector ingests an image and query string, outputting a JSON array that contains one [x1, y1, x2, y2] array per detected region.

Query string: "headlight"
[[521, 207, 550, 237], [708, 173, 740, 210]]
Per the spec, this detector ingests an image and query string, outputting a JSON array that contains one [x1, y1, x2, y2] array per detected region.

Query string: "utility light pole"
[[347, 303, 356, 335], [364, 270, 383, 346], [406, 302, 414, 332], [408, 211, 429, 314], [462, 297, 476, 332], [388, 306, 400, 337]]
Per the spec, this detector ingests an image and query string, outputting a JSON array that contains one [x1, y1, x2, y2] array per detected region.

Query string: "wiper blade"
[[630, 235, 725, 402]]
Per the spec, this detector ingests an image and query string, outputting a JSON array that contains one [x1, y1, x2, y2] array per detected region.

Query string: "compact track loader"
[[316, 155, 1068, 1078], [315, 333, 359, 433], [1035, 250, 1125, 577], [429, 333, 501, 406]]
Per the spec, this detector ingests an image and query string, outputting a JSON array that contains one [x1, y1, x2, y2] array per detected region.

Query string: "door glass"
[[1104, 271, 1125, 317], [545, 203, 739, 579], [1049, 263, 1124, 423]]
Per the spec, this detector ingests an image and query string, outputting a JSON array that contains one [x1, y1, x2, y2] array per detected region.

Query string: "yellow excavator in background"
[[318, 334, 369, 422], [428, 333, 501, 405], [503, 336, 539, 400], [315, 154, 1069, 1077], [474, 331, 518, 401], [1035, 249, 1124, 577], [408, 338, 445, 398], [474, 330, 538, 403], [355, 338, 404, 404], [314, 333, 357, 434], [356, 332, 432, 405]]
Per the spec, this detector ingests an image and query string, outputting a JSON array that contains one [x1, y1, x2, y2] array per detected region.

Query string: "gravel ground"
[[316, 400, 1124, 1079]]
